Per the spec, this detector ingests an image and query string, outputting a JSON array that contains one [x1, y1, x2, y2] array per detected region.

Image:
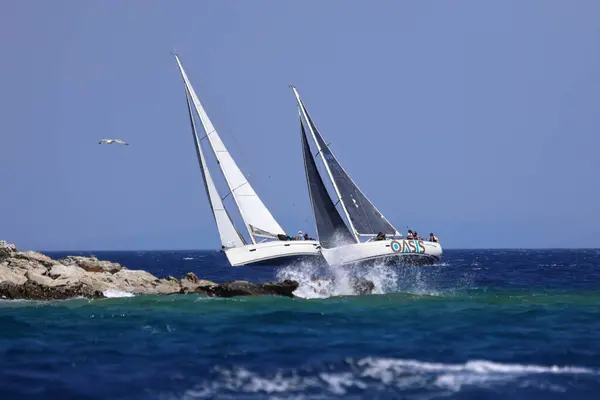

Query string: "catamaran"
[[291, 86, 442, 266], [174, 55, 322, 266]]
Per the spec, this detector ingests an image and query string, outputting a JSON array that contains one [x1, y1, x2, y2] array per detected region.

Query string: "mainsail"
[[184, 90, 246, 248], [293, 86, 400, 238], [301, 115, 355, 248], [175, 55, 286, 243]]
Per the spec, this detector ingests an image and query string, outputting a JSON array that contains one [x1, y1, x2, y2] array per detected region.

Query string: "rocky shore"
[[0, 241, 375, 300], [0, 241, 303, 300]]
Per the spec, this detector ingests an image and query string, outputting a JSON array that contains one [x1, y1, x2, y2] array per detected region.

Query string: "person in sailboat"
[[375, 232, 386, 241], [303, 232, 316, 241], [429, 233, 439, 243], [406, 230, 414, 240], [296, 231, 304, 240]]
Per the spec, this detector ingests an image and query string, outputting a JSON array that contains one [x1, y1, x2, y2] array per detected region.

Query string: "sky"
[[1, 1, 599, 251]]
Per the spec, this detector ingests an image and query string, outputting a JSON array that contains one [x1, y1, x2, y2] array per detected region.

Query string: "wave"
[[103, 289, 135, 298], [276, 259, 471, 299], [173, 357, 598, 399]]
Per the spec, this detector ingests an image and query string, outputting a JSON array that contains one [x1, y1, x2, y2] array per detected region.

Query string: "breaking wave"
[[173, 357, 598, 399], [102, 289, 135, 298], [276, 259, 470, 299]]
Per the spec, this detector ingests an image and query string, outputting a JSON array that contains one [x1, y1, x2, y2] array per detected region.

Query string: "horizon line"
[[36, 247, 600, 253]]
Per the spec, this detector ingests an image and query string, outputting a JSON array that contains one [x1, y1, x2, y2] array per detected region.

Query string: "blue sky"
[[1, 1, 599, 250]]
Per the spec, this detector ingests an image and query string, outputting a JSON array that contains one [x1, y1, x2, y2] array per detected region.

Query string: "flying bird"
[[98, 139, 129, 145]]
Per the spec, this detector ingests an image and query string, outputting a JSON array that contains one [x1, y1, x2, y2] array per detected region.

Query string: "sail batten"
[[184, 90, 246, 248], [175, 55, 286, 243], [293, 87, 399, 237]]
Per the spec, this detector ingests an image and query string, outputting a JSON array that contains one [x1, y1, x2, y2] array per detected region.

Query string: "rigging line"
[[200, 96, 263, 193], [221, 118, 259, 182], [314, 143, 332, 158], [220, 182, 249, 201]]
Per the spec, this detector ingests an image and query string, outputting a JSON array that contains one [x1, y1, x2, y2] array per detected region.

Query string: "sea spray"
[[276, 260, 400, 298], [277, 259, 472, 298]]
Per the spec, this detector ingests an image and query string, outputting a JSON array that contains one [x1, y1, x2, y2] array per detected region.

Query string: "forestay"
[[301, 116, 356, 249], [175, 55, 286, 243], [184, 90, 246, 248]]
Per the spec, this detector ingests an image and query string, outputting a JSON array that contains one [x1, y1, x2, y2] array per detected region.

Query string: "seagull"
[[98, 139, 129, 145]]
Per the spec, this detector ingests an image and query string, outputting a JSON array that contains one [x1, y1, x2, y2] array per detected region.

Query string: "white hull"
[[224, 240, 322, 266], [321, 239, 442, 267]]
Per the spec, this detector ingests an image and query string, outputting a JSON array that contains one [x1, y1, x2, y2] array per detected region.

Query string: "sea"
[[1, 249, 600, 399]]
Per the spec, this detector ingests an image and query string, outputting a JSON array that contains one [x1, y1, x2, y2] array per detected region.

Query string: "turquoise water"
[[1, 249, 600, 399]]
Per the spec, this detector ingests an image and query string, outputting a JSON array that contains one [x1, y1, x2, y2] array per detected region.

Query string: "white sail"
[[184, 90, 245, 248], [175, 55, 286, 243]]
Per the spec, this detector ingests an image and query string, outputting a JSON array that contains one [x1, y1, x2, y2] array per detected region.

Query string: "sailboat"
[[291, 86, 442, 266], [174, 55, 322, 266]]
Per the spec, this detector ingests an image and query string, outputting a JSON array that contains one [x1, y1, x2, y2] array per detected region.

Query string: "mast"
[[291, 86, 360, 243], [174, 54, 286, 244]]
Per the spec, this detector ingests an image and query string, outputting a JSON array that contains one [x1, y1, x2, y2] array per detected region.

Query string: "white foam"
[[183, 257, 194, 260], [319, 372, 366, 394], [276, 259, 444, 299], [357, 357, 597, 393], [175, 357, 597, 399], [103, 289, 134, 298], [357, 357, 597, 375]]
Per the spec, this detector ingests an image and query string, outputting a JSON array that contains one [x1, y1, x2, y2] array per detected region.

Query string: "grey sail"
[[302, 105, 399, 236], [301, 118, 356, 248]]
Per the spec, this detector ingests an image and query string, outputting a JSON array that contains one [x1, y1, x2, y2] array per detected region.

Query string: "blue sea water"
[[1, 249, 600, 399]]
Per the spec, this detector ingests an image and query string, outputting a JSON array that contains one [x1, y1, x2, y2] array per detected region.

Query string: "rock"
[[0, 241, 17, 261], [60, 256, 122, 273], [150, 279, 183, 295], [110, 269, 180, 295], [184, 272, 200, 284], [201, 279, 298, 298], [5, 258, 48, 275], [13, 251, 58, 268], [25, 271, 54, 287], [0, 241, 301, 300], [350, 277, 375, 295], [0, 262, 28, 285], [78, 274, 115, 293], [48, 264, 85, 281], [0, 280, 104, 301], [179, 272, 217, 294], [260, 280, 300, 297]]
